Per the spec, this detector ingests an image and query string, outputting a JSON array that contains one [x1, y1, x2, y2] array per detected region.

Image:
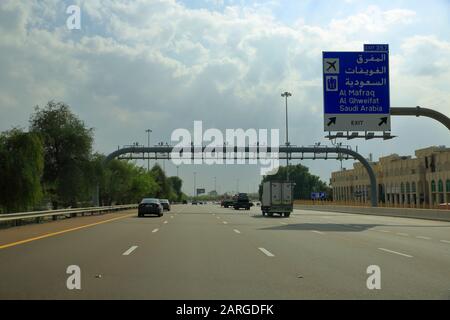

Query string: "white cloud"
[[0, 0, 448, 193]]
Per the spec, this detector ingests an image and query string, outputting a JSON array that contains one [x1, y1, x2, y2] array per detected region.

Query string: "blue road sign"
[[323, 44, 390, 131], [311, 192, 327, 200]]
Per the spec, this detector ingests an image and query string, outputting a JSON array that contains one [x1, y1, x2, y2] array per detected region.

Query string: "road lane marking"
[[0, 213, 136, 250], [223, 221, 228, 224], [416, 236, 431, 240], [378, 230, 390, 233], [378, 248, 413, 258], [258, 247, 275, 257], [233, 229, 241, 234], [164, 221, 168, 224], [396, 233, 409, 236], [280, 222, 288, 225], [440, 240, 450, 244], [152, 228, 159, 233], [170, 216, 174, 219], [122, 245, 138, 256], [311, 230, 324, 235]]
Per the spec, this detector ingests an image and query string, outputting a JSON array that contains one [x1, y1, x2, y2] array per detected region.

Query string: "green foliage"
[[29, 101, 94, 208], [0, 129, 44, 213], [168, 176, 183, 201], [150, 163, 172, 199], [1, 100, 187, 211], [101, 160, 159, 205], [259, 164, 330, 200]]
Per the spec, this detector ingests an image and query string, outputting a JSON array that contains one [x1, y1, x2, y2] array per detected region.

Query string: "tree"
[[259, 164, 330, 200], [29, 101, 94, 208], [101, 159, 159, 205], [0, 129, 44, 213], [168, 176, 183, 201], [150, 163, 172, 199]]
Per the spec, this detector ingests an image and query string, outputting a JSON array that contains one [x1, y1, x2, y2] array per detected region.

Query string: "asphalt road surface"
[[0, 204, 449, 299]]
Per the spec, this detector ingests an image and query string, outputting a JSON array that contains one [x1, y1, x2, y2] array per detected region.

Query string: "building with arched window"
[[331, 146, 450, 207]]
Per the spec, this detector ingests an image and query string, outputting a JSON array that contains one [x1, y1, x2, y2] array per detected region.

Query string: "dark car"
[[138, 198, 163, 217], [222, 198, 235, 208], [159, 199, 171, 211], [234, 193, 251, 210], [192, 200, 198, 205]]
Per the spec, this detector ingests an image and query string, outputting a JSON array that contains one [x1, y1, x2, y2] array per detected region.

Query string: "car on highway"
[[138, 198, 164, 217], [233, 193, 251, 210], [222, 198, 235, 208], [192, 200, 198, 205], [159, 199, 171, 211]]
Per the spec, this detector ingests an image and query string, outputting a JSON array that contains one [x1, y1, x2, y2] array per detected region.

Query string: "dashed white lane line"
[[378, 230, 390, 233], [258, 247, 275, 257], [396, 233, 409, 237], [223, 221, 228, 224], [122, 246, 138, 256], [311, 230, 325, 235], [152, 228, 159, 233], [164, 221, 168, 224], [280, 222, 288, 225], [170, 216, 174, 219], [233, 229, 241, 234], [440, 240, 450, 244], [378, 248, 413, 258], [416, 236, 431, 240]]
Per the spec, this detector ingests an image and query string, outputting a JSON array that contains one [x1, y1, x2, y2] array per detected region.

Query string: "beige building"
[[331, 146, 450, 207]]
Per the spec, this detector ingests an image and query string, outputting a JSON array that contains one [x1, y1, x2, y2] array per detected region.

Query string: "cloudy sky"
[[1, 0, 449, 195]]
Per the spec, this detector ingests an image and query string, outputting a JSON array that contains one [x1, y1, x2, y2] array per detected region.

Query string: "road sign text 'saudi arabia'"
[[323, 44, 390, 132]]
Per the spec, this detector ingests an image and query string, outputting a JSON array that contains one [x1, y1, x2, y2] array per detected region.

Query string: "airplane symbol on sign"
[[326, 61, 337, 72]]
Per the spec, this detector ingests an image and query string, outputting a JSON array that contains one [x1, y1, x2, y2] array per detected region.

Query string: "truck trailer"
[[261, 181, 294, 217]]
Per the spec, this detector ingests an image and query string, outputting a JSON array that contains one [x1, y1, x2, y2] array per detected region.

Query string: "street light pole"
[[145, 129, 152, 171], [194, 171, 197, 200], [214, 176, 217, 200], [281, 91, 292, 181]]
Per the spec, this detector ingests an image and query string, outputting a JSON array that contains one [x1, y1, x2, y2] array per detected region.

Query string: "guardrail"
[[0, 204, 138, 225]]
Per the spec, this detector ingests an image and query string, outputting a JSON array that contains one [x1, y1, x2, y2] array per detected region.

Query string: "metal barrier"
[[0, 204, 138, 224]]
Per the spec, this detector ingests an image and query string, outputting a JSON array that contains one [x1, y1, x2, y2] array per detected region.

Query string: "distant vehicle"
[[192, 200, 198, 205], [234, 193, 251, 210], [182, 200, 188, 204], [222, 198, 235, 208], [159, 199, 171, 211], [261, 181, 294, 217], [138, 198, 163, 217]]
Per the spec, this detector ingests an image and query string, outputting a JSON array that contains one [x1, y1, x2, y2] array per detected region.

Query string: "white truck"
[[261, 181, 294, 217]]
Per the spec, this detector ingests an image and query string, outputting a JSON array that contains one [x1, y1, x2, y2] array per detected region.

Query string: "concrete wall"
[[294, 204, 450, 222]]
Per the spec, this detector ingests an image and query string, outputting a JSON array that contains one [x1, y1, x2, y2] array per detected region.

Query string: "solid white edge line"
[[311, 230, 324, 235], [378, 248, 413, 258], [258, 247, 275, 257], [122, 245, 138, 256]]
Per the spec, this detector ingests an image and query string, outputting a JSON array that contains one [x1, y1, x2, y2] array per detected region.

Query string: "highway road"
[[0, 204, 449, 299]]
